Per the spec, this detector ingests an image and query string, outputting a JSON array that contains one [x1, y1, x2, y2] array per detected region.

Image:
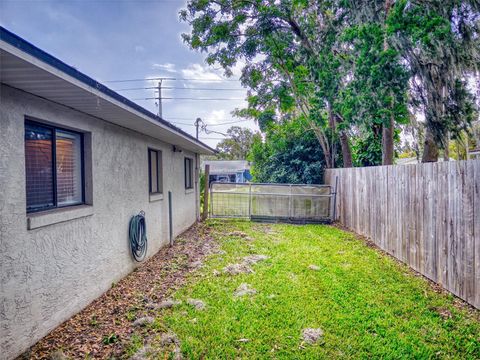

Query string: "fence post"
[[202, 164, 210, 221], [332, 175, 338, 222], [289, 184, 293, 219], [248, 183, 252, 219]]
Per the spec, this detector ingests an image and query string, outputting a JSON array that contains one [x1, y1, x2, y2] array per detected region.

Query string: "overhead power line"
[[202, 119, 251, 126], [133, 97, 245, 101], [106, 77, 240, 83], [126, 79, 248, 121], [167, 119, 252, 127], [170, 122, 196, 126], [115, 86, 245, 91], [168, 116, 244, 121]]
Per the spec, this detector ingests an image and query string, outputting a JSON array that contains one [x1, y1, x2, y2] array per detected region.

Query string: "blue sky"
[[0, 0, 256, 147]]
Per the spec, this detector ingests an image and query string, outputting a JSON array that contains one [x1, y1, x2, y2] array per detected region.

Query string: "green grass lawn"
[[144, 220, 480, 359]]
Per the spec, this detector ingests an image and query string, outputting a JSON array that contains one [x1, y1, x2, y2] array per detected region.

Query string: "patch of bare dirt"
[[186, 299, 206, 310], [251, 224, 278, 235], [234, 283, 257, 297], [301, 328, 324, 345], [132, 316, 155, 327], [223, 263, 254, 275], [243, 254, 269, 265], [228, 230, 249, 238], [130, 331, 182, 360], [223, 254, 269, 276], [149, 299, 182, 310], [21, 222, 218, 360]]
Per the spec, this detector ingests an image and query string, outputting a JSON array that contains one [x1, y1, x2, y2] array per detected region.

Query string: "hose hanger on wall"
[[129, 211, 147, 262]]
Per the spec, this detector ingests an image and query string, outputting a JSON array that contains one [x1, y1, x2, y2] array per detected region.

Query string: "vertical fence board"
[[453, 162, 463, 298], [473, 160, 480, 309], [325, 160, 479, 309], [387, 166, 394, 256], [401, 164, 408, 263], [447, 161, 457, 297], [381, 166, 387, 251], [437, 162, 448, 286], [415, 164, 424, 273], [423, 163, 435, 281], [408, 165, 416, 267], [464, 160, 475, 304]]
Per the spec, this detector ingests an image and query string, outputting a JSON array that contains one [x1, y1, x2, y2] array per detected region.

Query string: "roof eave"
[[0, 26, 215, 155]]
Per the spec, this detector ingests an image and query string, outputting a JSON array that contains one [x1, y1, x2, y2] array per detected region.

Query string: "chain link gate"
[[209, 182, 336, 223]]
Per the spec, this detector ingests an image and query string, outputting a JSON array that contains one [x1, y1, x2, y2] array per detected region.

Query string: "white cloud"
[[152, 63, 177, 73], [134, 45, 145, 53], [230, 60, 245, 78], [207, 109, 227, 124], [181, 63, 222, 81]]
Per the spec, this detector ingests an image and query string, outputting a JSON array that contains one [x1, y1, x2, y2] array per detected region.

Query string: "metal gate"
[[210, 182, 336, 223]]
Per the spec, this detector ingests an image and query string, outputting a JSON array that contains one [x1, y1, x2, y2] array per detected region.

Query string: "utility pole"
[[157, 80, 163, 118], [195, 117, 202, 139]]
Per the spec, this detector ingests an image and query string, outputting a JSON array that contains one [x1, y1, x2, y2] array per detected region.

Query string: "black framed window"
[[184, 157, 193, 189], [148, 149, 163, 194], [25, 120, 84, 213]]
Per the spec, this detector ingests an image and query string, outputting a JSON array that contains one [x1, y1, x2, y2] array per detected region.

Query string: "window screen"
[[185, 157, 193, 189], [25, 121, 84, 213], [148, 149, 162, 194], [25, 123, 54, 211]]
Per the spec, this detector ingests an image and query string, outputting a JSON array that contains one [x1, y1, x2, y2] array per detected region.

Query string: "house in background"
[[0, 27, 214, 359], [469, 148, 480, 160], [203, 160, 252, 183]]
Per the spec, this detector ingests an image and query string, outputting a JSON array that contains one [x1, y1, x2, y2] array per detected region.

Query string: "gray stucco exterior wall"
[[0, 85, 200, 359]]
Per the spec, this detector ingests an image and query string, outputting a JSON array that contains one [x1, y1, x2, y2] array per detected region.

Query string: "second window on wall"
[[184, 157, 193, 189], [148, 149, 163, 194]]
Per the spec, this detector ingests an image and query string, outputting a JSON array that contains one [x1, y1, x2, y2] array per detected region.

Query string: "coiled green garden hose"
[[129, 211, 147, 262]]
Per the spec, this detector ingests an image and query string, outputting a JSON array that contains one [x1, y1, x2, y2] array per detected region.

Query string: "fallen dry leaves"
[[20, 222, 218, 360]]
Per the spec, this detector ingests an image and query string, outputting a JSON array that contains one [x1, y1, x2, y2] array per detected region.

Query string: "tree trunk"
[[273, 51, 332, 168], [443, 132, 449, 161], [328, 107, 353, 168], [382, 118, 394, 165], [422, 128, 439, 162], [311, 125, 332, 168], [339, 130, 353, 168], [381, 0, 395, 166]]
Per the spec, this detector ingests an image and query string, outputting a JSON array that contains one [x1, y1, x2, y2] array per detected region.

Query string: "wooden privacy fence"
[[325, 160, 480, 309]]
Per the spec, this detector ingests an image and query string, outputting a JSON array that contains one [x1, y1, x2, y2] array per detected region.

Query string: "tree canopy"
[[248, 118, 326, 184], [215, 126, 260, 160], [181, 0, 480, 169]]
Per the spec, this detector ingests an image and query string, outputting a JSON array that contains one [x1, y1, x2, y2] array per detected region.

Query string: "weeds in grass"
[[124, 333, 143, 358], [102, 333, 118, 345], [125, 310, 136, 322], [89, 315, 98, 327], [156, 221, 480, 359]]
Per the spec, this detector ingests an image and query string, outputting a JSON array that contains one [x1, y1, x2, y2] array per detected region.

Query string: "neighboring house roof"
[[203, 160, 250, 174], [469, 149, 480, 159], [0, 27, 215, 155]]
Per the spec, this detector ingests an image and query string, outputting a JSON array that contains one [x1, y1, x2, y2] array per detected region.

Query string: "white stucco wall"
[[0, 85, 200, 360]]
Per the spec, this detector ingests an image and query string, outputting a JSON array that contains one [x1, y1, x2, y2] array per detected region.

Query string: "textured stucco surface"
[[0, 85, 199, 360]]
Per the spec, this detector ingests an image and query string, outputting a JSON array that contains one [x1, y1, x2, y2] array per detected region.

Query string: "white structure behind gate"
[[210, 182, 335, 223]]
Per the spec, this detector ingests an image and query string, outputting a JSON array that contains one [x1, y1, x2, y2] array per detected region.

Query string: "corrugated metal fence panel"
[[325, 160, 480, 309], [210, 182, 334, 223]]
